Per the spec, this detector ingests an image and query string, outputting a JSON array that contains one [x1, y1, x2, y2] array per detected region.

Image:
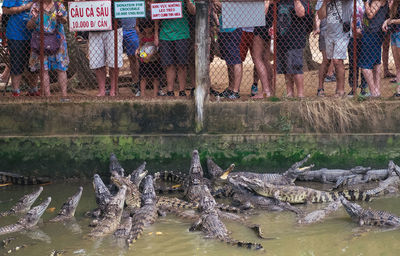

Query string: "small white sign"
[[222, 2, 265, 29], [68, 1, 112, 31], [114, 1, 145, 18], [151, 2, 182, 20]]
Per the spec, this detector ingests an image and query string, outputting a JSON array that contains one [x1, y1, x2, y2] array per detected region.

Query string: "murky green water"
[[1, 182, 400, 256]]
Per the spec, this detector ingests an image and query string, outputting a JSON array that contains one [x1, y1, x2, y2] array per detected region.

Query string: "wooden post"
[[195, 0, 210, 132]]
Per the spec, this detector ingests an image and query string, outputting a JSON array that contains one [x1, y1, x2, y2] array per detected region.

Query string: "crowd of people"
[[1, 0, 400, 99]]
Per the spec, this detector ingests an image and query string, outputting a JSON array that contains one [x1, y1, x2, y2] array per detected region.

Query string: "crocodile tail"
[[157, 197, 199, 210], [227, 238, 264, 250], [157, 171, 186, 183], [127, 220, 145, 247], [336, 190, 371, 202], [216, 203, 241, 213]]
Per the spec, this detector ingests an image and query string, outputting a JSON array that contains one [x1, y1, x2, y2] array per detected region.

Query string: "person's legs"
[[285, 74, 294, 97], [373, 64, 382, 96], [140, 77, 147, 96], [333, 59, 345, 96], [251, 35, 271, 98], [362, 68, 376, 96], [109, 67, 119, 96], [177, 64, 187, 92], [393, 46, 400, 93], [128, 55, 139, 84], [166, 65, 177, 94], [232, 63, 242, 93], [95, 67, 107, 96], [42, 70, 50, 97], [153, 78, 160, 97], [294, 74, 304, 98], [383, 33, 395, 77], [318, 50, 329, 95], [57, 70, 68, 97]]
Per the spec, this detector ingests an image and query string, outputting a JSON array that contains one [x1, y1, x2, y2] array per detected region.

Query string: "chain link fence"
[[0, 0, 398, 99]]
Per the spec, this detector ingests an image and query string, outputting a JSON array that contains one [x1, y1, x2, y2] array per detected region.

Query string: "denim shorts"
[[8, 39, 30, 75], [277, 48, 304, 75], [358, 31, 384, 69], [159, 39, 189, 66], [123, 29, 139, 56], [391, 31, 400, 48], [218, 29, 242, 65]]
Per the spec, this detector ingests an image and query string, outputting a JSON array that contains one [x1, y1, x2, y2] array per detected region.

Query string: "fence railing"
[[0, 0, 398, 100]]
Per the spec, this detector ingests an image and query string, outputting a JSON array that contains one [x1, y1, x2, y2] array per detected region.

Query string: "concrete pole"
[[194, 0, 210, 132]]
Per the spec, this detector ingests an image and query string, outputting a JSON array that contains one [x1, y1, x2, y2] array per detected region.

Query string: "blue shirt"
[[3, 0, 32, 40]]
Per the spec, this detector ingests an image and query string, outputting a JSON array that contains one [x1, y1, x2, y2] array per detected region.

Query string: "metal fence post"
[[113, 17, 118, 96], [194, 0, 210, 132], [39, 0, 44, 96], [352, 0, 357, 93], [272, 2, 277, 96]]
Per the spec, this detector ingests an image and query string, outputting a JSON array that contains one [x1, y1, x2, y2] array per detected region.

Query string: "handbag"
[[31, 3, 60, 55], [333, 0, 350, 33]]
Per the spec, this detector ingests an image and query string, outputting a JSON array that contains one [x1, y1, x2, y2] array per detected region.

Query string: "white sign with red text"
[[68, 1, 112, 31], [151, 2, 182, 20]]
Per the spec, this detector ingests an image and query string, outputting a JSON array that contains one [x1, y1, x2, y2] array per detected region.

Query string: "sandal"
[[384, 72, 396, 78], [317, 88, 325, 97]]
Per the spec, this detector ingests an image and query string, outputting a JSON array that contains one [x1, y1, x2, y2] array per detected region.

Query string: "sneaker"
[[360, 88, 370, 97], [317, 88, 325, 97], [12, 91, 20, 97], [250, 83, 258, 96], [324, 74, 336, 82], [227, 92, 240, 99], [135, 89, 141, 97], [210, 88, 220, 97], [220, 88, 233, 98], [166, 91, 175, 97], [157, 90, 166, 96], [347, 89, 354, 97], [179, 90, 187, 97]]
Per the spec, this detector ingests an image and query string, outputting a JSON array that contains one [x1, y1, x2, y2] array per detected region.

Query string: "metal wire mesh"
[[0, 0, 398, 99]]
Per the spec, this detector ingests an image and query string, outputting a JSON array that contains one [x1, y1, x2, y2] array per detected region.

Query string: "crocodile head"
[[104, 185, 127, 219], [57, 187, 83, 218], [206, 158, 224, 179], [340, 196, 363, 223], [219, 164, 235, 180], [141, 175, 156, 206], [18, 197, 51, 228], [109, 153, 125, 177], [228, 174, 265, 193], [93, 174, 111, 207], [13, 186, 44, 212], [130, 161, 148, 187], [189, 150, 203, 177]]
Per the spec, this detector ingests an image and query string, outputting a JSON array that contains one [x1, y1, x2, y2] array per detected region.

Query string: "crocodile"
[[127, 175, 160, 247], [297, 200, 341, 224], [91, 174, 112, 218], [88, 185, 127, 238], [365, 161, 400, 197], [0, 187, 43, 217], [109, 153, 125, 177], [49, 187, 83, 222], [218, 154, 313, 186], [234, 175, 371, 204], [130, 161, 148, 186], [340, 196, 400, 227], [0, 197, 51, 235], [226, 177, 303, 214], [111, 173, 144, 213], [189, 195, 263, 250], [206, 158, 235, 179]]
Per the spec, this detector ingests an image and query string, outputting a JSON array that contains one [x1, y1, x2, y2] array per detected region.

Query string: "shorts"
[[277, 48, 304, 75], [123, 29, 139, 56], [239, 31, 254, 62], [326, 35, 349, 60], [139, 61, 161, 79], [8, 39, 30, 75], [89, 29, 123, 69], [218, 29, 242, 65], [391, 31, 400, 48], [358, 31, 384, 69], [319, 33, 326, 51], [254, 26, 271, 43], [159, 39, 189, 66]]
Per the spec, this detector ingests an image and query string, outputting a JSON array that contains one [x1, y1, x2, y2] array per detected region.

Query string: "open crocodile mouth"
[[219, 164, 235, 180]]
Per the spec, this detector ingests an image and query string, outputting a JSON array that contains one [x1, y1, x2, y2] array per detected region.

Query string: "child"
[[136, 18, 161, 97]]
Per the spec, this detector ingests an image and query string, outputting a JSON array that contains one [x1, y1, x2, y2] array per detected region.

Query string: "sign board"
[[151, 2, 182, 20], [68, 1, 112, 31], [221, 2, 265, 29], [114, 1, 146, 18]]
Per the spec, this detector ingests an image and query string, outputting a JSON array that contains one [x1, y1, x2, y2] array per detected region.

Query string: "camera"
[[343, 22, 350, 33]]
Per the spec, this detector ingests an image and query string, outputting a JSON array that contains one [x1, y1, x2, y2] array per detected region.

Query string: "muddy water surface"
[[1, 182, 400, 256]]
